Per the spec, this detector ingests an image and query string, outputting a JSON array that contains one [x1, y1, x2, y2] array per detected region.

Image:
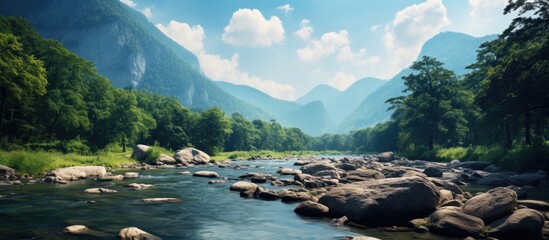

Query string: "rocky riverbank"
[[2, 147, 549, 239]]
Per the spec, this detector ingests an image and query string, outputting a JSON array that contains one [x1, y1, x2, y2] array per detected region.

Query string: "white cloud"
[[294, 19, 314, 41], [296, 30, 350, 62], [141, 7, 152, 18], [370, 24, 382, 32], [469, 0, 507, 17], [120, 0, 137, 8], [327, 71, 357, 91], [276, 4, 294, 14], [337, 46, 366, 63], [222, 9, 285, 47], [156, 21, 204, 54], [383, 0, 450, 74], [157, 20, 296, 100]]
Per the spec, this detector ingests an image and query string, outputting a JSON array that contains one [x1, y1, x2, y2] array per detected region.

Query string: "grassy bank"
[[402, 143, 549, 172], [211, 150, 345, 161], [0, 150, 138, 176]]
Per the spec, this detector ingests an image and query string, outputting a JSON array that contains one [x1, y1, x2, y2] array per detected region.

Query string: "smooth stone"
[[300, 162, 338, 175], [130, 144, 151, 161], [229, 181, 259, 192], [517, 200, 549, 211], [124, 172, 139, 179], [178, 171, 192, 175], [423, 167, 443, 177], [376, 152, 395, 162], [125, 183, 153, 190], [157, 154, 177, 164], [462, 187, 517, 224], [277, 168, 302, 175], [142, 198, 179, 203], [192, 171, 219, 178], [98, 174, 124, 181], [46, 166, 107, 181], [84, 188, 117, 194], [429, 209, 485, 238], [489, 208, 545, 240], [174, 148, 211, 165], [118, 227, 160, 240], [345, 169, 385, 181], [64, 225, 108, 237], [294, 201, 329, 217]]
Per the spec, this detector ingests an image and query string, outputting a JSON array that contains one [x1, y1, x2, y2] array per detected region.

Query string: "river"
[[0, 159, 476, 240]]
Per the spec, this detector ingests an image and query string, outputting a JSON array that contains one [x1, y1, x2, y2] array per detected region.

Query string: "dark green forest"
[[0, 0, 548, 171]]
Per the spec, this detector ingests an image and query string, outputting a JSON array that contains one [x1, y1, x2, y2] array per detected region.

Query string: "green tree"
[[0, 33, 47, 139], [226, 113, 259, 151], [195, 107, 232, 154], [387, 56, 468, 150]]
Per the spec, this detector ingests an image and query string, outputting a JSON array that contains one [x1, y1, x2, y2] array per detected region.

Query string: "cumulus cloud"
[[383, 0, 450, 73], [276, 4, 294, 14], [294, 19, 314, 41], [157, 20, 296, 100], [222, 9, 285, 47], [327, 71, 357, 91], [469, 0, 507, 16], [141, 7, 152, 18], [156, 21, 204, 54], [120, 0, 137, 8], [296, 30, 350, 62]]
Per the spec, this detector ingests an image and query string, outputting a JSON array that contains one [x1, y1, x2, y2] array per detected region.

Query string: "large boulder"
[[118, 227, 160, 240], [300, 162, 337, 175], [130, 144, 151, 161], [46, 166, 107, 181], [462, 187, 517, 224], [294, 201, 329, 217], [345, 169, 384, 182], [229, 181, 260, 192], [318, 176, 440, 226], [174, 148, 210, 165], [429, 209, 485, 238], [423, 167, 443, 178], [157, 154, 177, 165], [0, 164, 15, 180], [376, 152, 395, 162], [489, 208, 545, 240], [313, 170, 340, 179]]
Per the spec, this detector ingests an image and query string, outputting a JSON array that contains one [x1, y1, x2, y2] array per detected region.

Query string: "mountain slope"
[[216, 81, 334, 136], [297, 84, 341, 105], [339, 32, 497, 132], [0, 0, 269, 120]]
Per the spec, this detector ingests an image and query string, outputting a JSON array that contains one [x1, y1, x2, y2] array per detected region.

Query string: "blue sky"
[[121, 0, 514, 100]]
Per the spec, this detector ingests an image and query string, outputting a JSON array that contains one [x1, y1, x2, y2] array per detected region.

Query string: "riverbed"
[[0, 159, 532, 240]]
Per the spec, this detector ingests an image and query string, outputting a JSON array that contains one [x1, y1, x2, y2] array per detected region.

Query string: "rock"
[[281, 191, 317, 202], [429, 209, 485, 238], [124, 172, 139, 179], [46, 166, 107, 181], [0, 164, 15, 178], [251, 175, 267, 183], [475, 173, 512, 187], [118, 227, 160, 240], [142, 198, 179, 203], [339, 236, 381, 240], [174, 148, 211, 165], [258, 190, 279, 200], [98, 174, 124, 181], [130, 144, 151, 161], [489, 208, 544, 240], [458, 161, 491, 170], [64, 225, 89, 235], [336, 163, 357, 171], [345, 169, 384, 181], [512, 171, 547, 186], [318, 176, 440, 226], [300, 162, 337, 175], [331, 216, 349, 226], [294, 160, 310, 166], [507, 185, 528, 199], [376, 152, 395, 162], [208, 180, 226, 184], [443, 181, 464, 195], [462, 187, 517, 224], [294, 201, 329, 217], [439, 189, 454, 204], [230, 181, 259, 192], [294, 173, 315, 182], [178, 171, 192, 175], [125, 183, 153, 190], [192, 171, 219, 178], [157, 154, 176, 165], [409, 218, 429, 230], [277, 168, 302, 175], [313, 170, 340, 179], [423, 167, 443, 178], [517, 200, 549, 211], [84, 188, 117, 194]]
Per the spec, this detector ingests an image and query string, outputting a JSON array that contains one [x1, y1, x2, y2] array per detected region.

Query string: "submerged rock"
[[84, 188, 117, 194], [318, 176, 440, 226], [229, 181, 260, 192], [142, 198, 179, 203], [192, 171, 219, 178], [98, 174, 124, 181], [125, 183, 153, 190], [64, 225, 108, 237], [123, 172, 139, 179]]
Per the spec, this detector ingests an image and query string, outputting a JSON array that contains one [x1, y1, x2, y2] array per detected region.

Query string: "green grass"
[[0, 150, 138, 176], [211, 150, 346, 161]]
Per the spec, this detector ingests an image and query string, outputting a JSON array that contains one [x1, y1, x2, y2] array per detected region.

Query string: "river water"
[[1, 159, 461, 240]]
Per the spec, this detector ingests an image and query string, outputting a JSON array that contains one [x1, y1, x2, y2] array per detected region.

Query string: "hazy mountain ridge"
[[339, 32, 498, 132], [0, 0, 270, 120]]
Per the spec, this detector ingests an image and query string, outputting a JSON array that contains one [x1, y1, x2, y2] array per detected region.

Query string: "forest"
[[0, 1, 548, 171]]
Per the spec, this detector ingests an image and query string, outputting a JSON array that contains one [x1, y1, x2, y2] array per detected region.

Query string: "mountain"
[[297, 78, 385, 125], [0, 0, 269, 120], [297, 84, 341, 105], [215, 81, 334, 136], [339, 32, 497, 132]]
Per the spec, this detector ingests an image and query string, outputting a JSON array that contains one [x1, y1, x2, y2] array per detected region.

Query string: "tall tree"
[[195, 107, 232, 154], [387, 56, 468, 150]]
